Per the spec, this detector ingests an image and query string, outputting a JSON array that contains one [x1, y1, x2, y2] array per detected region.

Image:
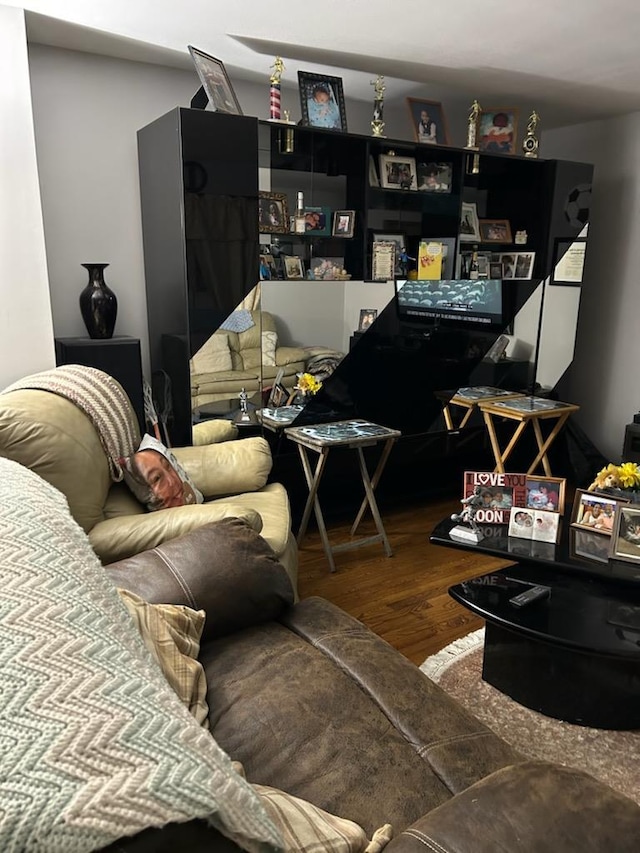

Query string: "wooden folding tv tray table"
[[477, 397, 580, 476], [284, 419, 401, 573]]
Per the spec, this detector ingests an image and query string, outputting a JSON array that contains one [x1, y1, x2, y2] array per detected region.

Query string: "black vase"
[[79, 263, 117, 339]]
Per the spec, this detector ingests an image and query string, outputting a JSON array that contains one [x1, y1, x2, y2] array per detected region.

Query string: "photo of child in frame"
[[299, 72, 347, 131]]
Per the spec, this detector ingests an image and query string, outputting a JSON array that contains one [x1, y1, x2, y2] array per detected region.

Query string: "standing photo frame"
[[459, 202, 480, 242], [298, 71, 347, 131], [259, 191, 289, 234], [188, 46, 243, 115], [406, 98, 450, 146], [479, 219, 513, 243], [478, 107, 519, 155], [332, 210, 356, 238], [379, 154, 418, 190]]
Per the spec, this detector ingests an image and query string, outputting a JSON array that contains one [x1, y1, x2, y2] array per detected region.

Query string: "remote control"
[[509, 585, 550, 608]]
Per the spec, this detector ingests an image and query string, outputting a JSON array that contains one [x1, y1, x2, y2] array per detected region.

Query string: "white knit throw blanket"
[[2, 365, 140, 481]]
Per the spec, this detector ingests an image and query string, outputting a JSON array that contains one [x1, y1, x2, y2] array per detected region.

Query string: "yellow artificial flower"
[[296, 372, 322, 395], [617, 462, 640, 489]]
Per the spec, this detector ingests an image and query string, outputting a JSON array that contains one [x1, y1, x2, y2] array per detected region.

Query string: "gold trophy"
[[465, 99, 482, 150], [370, 75, 386, 137], [522, 110, 540, 158]]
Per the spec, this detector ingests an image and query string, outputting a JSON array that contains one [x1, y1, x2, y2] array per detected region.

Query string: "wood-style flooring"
[[297, 497, 511, 666]]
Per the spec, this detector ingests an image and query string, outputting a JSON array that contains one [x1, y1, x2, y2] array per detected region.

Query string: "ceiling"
[[14, 0, 640, 129]]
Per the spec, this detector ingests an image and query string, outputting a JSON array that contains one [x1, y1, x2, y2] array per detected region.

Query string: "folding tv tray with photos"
[[477, 396, 580, 476], [284, 419, 401, 573], [435, 387, 526, 432]]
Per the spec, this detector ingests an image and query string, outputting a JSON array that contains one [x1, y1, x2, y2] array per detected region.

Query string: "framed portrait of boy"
[[188, 46, 243, 115], [298, 71, 347, 131], [406, 98, 450, 146], [478, 107, 519, 155]]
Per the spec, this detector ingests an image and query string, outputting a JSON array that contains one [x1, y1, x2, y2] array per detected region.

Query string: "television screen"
[[395, 279, 503, 327]]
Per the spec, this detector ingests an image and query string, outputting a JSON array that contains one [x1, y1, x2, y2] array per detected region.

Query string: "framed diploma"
[[553, 239, 587, 285], [372, 241, 396, 281]]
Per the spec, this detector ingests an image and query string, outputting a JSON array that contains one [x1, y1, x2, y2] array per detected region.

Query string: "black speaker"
[[623, 423, 640, 463], [55, 336, 145, 432]]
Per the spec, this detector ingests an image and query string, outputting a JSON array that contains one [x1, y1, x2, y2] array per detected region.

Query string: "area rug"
[[420, 628, 640, 805]]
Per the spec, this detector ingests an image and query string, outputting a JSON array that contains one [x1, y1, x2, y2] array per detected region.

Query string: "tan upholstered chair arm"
[[192, 419, 239, 445], [89, 503, 263, 564], [172, 436, 272, 497]]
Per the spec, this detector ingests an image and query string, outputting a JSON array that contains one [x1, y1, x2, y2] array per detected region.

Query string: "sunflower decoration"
[[295, 372, 322, 396]]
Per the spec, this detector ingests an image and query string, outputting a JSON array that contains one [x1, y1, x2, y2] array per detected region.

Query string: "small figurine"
[[238, 387, 250, 421], [451, 486, 484, 536], [522, 109, 540, 158], [370, 75, 386, 137], [465, 99, 482, 150], [269, 56, 286, 121], [398, 246, 415, 278], [588, 463, 622, 492]]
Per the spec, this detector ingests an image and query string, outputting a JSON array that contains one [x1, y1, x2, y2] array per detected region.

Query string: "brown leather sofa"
[[103, 522, 640, 852]]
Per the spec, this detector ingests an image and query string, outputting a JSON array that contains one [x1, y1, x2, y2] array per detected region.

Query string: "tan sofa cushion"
[[90, 502, 263, 564], [0, 389, 110, 533], [190, 333, 233, 375], [209, 482, 292, 558]]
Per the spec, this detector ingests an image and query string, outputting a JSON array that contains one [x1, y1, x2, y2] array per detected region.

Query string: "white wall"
[[0, 7, 54, 387], [543, 115, 640, 460]]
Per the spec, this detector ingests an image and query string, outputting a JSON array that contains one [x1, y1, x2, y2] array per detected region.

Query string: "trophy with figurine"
[[370, 75, 386, 137], [465, 99, 482, 150], [522, 110, 540, 158]]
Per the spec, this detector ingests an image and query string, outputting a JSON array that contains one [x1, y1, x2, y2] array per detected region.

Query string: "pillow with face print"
[[120, 434, 204, 511]]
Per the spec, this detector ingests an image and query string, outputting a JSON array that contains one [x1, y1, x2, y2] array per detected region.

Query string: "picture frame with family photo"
[[416, 162, 452, 193], [508, 507, 560, 543], [571, 489, 623, 536], [461, 471, 527, 525], [494, 251, 535, 279]]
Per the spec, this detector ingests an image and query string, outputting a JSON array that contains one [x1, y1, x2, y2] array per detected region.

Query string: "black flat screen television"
[[395, 279, 503, 328]]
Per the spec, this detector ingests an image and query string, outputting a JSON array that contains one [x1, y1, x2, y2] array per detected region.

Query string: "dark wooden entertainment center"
[[137, 108, 594, 506]]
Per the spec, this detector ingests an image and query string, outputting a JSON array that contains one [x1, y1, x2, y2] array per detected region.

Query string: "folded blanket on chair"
[[2, 365, 140, 481]]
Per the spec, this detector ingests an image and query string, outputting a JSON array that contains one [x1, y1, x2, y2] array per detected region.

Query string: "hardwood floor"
[[296, 497, 511, 666]]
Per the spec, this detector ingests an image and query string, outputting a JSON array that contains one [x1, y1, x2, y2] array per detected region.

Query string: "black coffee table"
[[431, 516, 640, 729]]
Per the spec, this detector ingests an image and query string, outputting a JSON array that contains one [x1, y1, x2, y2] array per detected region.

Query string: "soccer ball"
[[564, 184, 591, 229]]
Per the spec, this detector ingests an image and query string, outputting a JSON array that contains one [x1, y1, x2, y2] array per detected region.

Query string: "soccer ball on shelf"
[[564, 183, 592, 229]]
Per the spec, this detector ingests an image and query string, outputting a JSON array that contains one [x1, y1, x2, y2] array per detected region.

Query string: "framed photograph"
[[479, 219, 513, 243], [188, 46, 243, 115], [358, 309, 378, 331], [283, 255, 305, 280], [462, 471, 527, 525], [310, 257, 346, 280], [508, 508, 560, 543], [459, 202, 480, 242], [498, 252, 536, 279], [259, 253, 278, 280], [478, 108, 519, 155], [406, 98, 450, 146], [298, 71, 347, 131], [417, 162, 453, 193], [332, 210, 355, 238], [571, 489, 619, 536], [611, 505, 640, 563], [524, 476, 566, 514], [303, 206, 331, 236], [489, 261, 504, 278], [259, 191, 289, 234], [372, 241, 397, 281], [571, 529, 611, 564], [379, 154, 418, 190]]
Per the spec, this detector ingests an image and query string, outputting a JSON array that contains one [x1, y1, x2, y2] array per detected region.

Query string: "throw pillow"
[[246, 775, 392, 853], [262, 330, 278, 366], [120, 433, 204, 511], [117, 589, 210, 728], [0, 457, 282, 852], [190, 333, 233, 375]]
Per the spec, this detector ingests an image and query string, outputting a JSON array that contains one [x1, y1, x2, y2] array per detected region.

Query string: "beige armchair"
[[0, 385, 297, 588]]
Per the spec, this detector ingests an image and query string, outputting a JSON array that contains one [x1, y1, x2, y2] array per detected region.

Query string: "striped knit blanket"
[[2, 365, 140, 481]]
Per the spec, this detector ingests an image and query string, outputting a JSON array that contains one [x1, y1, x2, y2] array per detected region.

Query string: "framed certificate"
[[372, 241, 396, 281]]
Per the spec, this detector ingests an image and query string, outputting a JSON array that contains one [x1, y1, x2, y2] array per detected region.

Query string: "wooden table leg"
[[354, 446, 393, 556], [458, 406, 474, 430], [351, 438, 396, 535], [442, 403, 454, 432], [528, 413, 570, 475], [295, 445, 336, 572], [498, 419, 528, 470]]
